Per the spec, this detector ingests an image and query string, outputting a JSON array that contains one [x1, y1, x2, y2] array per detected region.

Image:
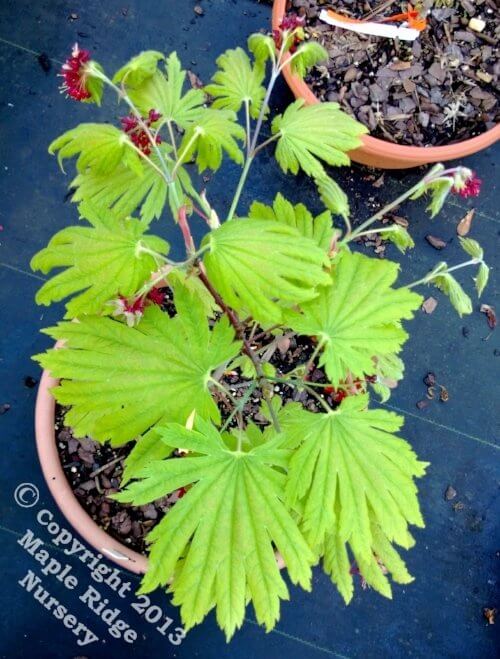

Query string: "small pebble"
[[468, 17, 485, 33], [444, 485, 457, 501]]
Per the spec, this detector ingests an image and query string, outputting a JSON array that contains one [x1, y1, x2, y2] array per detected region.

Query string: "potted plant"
[[272, 0, 500, 168], [33, 28, 489, 640]]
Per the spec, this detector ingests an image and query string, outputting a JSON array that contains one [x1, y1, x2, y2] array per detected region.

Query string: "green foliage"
[[247, 33, 275, 66], [286, 252, 422, 386], [35, 37, 482, 641], [272, 100, 368, 177], [281, 395, 427, 601], [410, 176, 453, 217], [380, 224, 415, 254], [203, 218, 330, 324], [370, 353, 405, 402], [49, 124, 142, 176], [115, 418, 315, 639], [128, 52, 205, 128], [70, 145, 192, 224], [113, 50, 165, 87], [475, 262, 489, 296], [289, 41, 328, 78], [315, 174, 350, 220], [35, 290, 241, 445], [428, 263, 473, 316], [30, 202, 169, 317], [248, 192, 333, 250], [179, 108, 245, 172], [205, 47, 266, 119]]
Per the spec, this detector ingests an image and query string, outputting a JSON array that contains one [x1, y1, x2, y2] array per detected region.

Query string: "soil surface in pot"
[[290, 0, 499, 146], [55, 288, 355, 554]]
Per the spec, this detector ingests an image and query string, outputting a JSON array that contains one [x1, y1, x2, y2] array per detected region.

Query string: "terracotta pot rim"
[[35, 361, 148, 575], [272, 0, 500, 167]]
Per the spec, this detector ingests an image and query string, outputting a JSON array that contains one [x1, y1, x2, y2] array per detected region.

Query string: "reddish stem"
[[178, 205, 195, 253]]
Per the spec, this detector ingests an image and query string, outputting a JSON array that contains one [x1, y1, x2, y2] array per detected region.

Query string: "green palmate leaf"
[[272, 100, 368, 178], [247, 33, 275, 66], [34, 290, 241, 445], [289, 41, 328, 78], [370, 353, 404, 402], [380, 224, 415, 254], [249, 193, 333, 250], [324, 522, 415, 604], [474, 262, 489, 297], [204, 47, 266, 119], [315, 175, 350, 221], [203, 218, 330, 324], [286, 252, 422, 386], [281, 395, 427, 601], [411, 177, 453, 218], [49, 124, 142, 176], [31, 202, 169, 317], [122, 428, 173, 485], [459, 237, 483, 260], [113, 50, 165, 87], [70, 144, 192, 224], [115, 418, 315, 639], [180, 108, 245, 172], [128, 52, 205, 128], [433, 272, 473, 316]]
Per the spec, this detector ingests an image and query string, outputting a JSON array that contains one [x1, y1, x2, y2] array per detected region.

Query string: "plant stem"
[[166, 120, 178, 159], [226, 69, 279, 221], [343, 164, 444, 243], [209, 377, 239, 409], [171, 128, 201, 178], [302, 383, 333, 413], [178, 206, 195, 254], [405, 258, 481, 289], [226, 156, 253, 221], [197, 268, 281, 432], [244, 99, 251, 159], [220, 382, 258, 434], [353, 225, 400, 240]]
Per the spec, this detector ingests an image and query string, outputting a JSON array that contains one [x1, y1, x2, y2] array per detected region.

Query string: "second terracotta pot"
[[272, 0, 500, 169]]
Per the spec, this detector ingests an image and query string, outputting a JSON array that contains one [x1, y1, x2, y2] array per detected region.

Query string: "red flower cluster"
[[60, 43, 92, 101], [273, 14, 305, 52], [120, 109, 162, 156], [324, 386, 347, 404], [112, 287, 166, 327], [452, 172, 482, 198]]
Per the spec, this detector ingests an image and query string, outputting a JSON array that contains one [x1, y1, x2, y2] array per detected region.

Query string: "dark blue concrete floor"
[[0, 1, 498, 657]]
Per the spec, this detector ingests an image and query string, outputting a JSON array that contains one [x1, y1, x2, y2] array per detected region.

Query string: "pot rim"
[[272, 0, 500, 166], [35, 363, 148, 574]]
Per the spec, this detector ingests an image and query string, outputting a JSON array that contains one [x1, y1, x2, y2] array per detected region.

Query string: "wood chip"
[[422, 296, 438, 314], [483, 608, 496, 625], [476, 70, 493, 84], [457, 209, 475, 236], [389, 60, 412, 71], [444, 485, 457, 501], [187, 70, 204, 89], [480, 304, 497, 329], [426, 234, 447, 249]]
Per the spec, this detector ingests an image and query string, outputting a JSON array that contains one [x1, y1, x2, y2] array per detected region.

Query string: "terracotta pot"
[[35, 358, 287, 575], [272, 0, 500, 169], [35, 362, 148, 575]]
